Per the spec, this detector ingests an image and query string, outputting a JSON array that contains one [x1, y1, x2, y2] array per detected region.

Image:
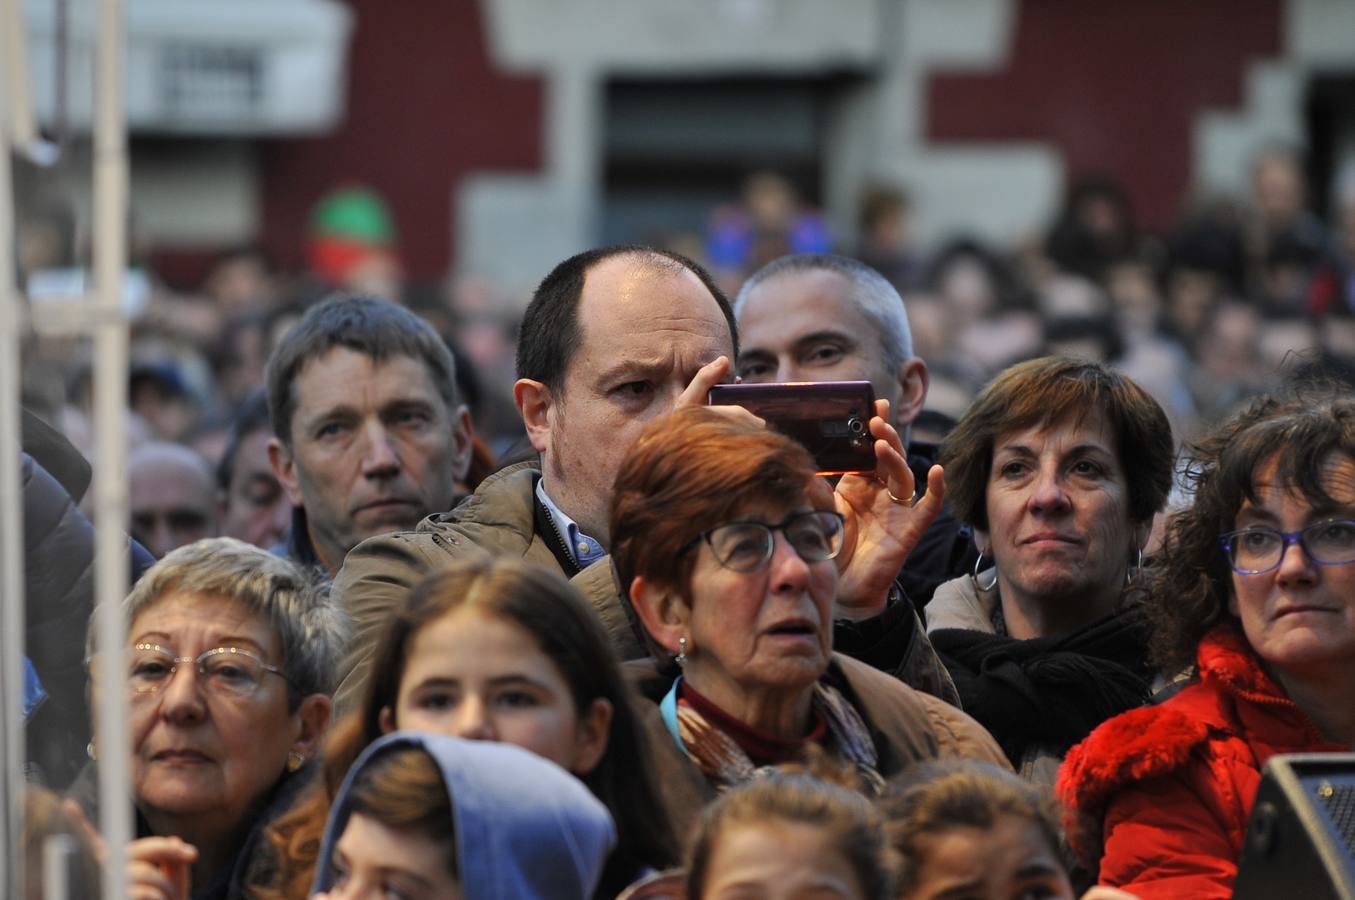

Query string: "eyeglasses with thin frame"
[[127, 643, 289, 700], [686, 510, 846, 573], [1218, 518, 1355, 574]]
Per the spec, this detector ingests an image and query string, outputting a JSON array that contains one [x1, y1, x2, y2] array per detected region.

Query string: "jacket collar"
[[1197, 626, 1284, 698]]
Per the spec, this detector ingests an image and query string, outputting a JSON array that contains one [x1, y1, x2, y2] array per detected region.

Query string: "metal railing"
[[1, 1, 132, 898]]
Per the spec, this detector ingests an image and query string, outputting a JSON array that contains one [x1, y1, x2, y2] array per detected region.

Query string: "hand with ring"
[[832, 398, 945, 619]]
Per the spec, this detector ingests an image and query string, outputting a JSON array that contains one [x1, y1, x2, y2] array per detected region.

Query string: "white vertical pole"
[[0, 1, 28, 892], [41, 836, 73, 900], [91, 0, 131, 898]]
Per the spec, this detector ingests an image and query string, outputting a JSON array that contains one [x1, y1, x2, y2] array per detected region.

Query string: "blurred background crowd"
[[9, 4, 1355, 898], [11, 0, 1355, 533]]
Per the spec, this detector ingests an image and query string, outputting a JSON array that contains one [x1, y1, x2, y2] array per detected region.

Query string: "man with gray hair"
[[265, 295, 474, 577], [735, 252, 928, 439], [735, 253, 977, 619]]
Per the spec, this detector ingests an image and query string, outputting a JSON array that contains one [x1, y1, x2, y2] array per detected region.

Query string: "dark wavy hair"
[[1147, 385, 1355, 670], [938, 356, 1173, 533]]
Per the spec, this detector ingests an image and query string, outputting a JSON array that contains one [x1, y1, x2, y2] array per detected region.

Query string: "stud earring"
[[286, 751, 305, 773], [675, 636, 688, 667]]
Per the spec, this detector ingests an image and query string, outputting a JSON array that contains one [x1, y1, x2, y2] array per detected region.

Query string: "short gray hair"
[[265, 294, 462, 446], [89, 537, 349, 705], [735, 253, 915, 375]]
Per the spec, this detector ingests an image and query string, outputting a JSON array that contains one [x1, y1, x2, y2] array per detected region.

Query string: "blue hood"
[[312, 732, 616, 900]]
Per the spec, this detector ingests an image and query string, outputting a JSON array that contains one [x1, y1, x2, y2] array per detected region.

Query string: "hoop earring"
[[1126, 546, 1144, 586], [972, 553, 998, 592], [674, 636, 688, 667]]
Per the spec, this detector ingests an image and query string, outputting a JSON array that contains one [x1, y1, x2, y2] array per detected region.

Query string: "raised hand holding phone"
[[832, 397, 945, 619], [702, 383, 944, 620]]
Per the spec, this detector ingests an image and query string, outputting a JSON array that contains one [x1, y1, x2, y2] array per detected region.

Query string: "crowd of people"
[[14, 142, 1355, 900]]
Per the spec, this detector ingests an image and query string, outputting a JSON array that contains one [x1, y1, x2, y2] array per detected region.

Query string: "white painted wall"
[[1193, 0, 1355, 199], [462, 0, 1069, 294], [17, 140, 258, 252]]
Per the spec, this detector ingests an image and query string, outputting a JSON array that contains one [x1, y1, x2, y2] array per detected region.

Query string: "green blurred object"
[[308, 185, 396, 246]]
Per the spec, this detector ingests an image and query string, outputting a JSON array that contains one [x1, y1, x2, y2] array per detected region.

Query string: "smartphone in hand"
[[707, 381, 876, 476]]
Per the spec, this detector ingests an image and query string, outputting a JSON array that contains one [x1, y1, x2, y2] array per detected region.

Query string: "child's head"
[[361, 557, 623, 776], [315, 733, 617, 900], [323, 744, 460, 899], [687, 772, 895, 900], [881, 761, 1074, 900], [267, 560, 666, 900], [353, 557, 678, 886]]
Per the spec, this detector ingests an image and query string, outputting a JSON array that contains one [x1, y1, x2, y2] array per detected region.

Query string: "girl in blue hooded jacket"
[[311, 732, 615, 900]]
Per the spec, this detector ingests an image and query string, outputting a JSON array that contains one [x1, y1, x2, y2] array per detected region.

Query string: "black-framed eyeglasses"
[[1219, 518, 1355, 574], [127, 643, 289, 700], [686, 510, 845, 573]]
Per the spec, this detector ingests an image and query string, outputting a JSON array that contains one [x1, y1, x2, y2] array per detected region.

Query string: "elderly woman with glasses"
[[75, 537, 348, 900], [611, 406, 1005, 824], [1058, 389, 1355, 899]]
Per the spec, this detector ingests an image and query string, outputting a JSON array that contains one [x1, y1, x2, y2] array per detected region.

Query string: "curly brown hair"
[[938, 356, 1173, 533], [1146, 385, 1355, 671]]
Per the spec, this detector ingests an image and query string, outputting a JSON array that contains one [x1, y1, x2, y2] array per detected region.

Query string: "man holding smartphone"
[[331, 246, 741, 708], [331, 245, 956, 710], [734, 254, 978, 630]]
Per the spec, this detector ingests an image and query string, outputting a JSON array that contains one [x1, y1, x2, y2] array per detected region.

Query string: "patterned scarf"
[[673, 681, 883, 793]]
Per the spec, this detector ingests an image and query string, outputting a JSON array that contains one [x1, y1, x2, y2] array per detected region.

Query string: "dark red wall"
[[926, 0, 1282, 229], [257, 0, 544, 279]]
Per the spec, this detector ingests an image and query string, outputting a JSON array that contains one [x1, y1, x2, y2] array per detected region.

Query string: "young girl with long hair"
[[258, 557, 678, 900]]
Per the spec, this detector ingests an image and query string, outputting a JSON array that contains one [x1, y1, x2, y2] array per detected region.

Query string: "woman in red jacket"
[[1057, 388, 1355, 899]]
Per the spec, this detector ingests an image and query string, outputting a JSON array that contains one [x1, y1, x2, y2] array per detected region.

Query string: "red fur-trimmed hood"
[[1056, 703, 1209, 862], [1056, 627, 1344, 880], [1055, 627, 1267, 865]]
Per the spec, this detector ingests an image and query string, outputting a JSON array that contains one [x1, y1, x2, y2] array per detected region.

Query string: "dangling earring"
[[674, 636, 688, 667], [86, 741, 97, 761], [972, 553, 998, 592], [286, 751, 305, 773]]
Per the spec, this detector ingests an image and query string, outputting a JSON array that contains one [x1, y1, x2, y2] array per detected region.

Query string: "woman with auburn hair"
[[260, 556, 676, 900], [928, 356, 1175, 783], [1058, 387, 1355, 898], [311, 732, 615, 900], [611, 405, 1005, 828]]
